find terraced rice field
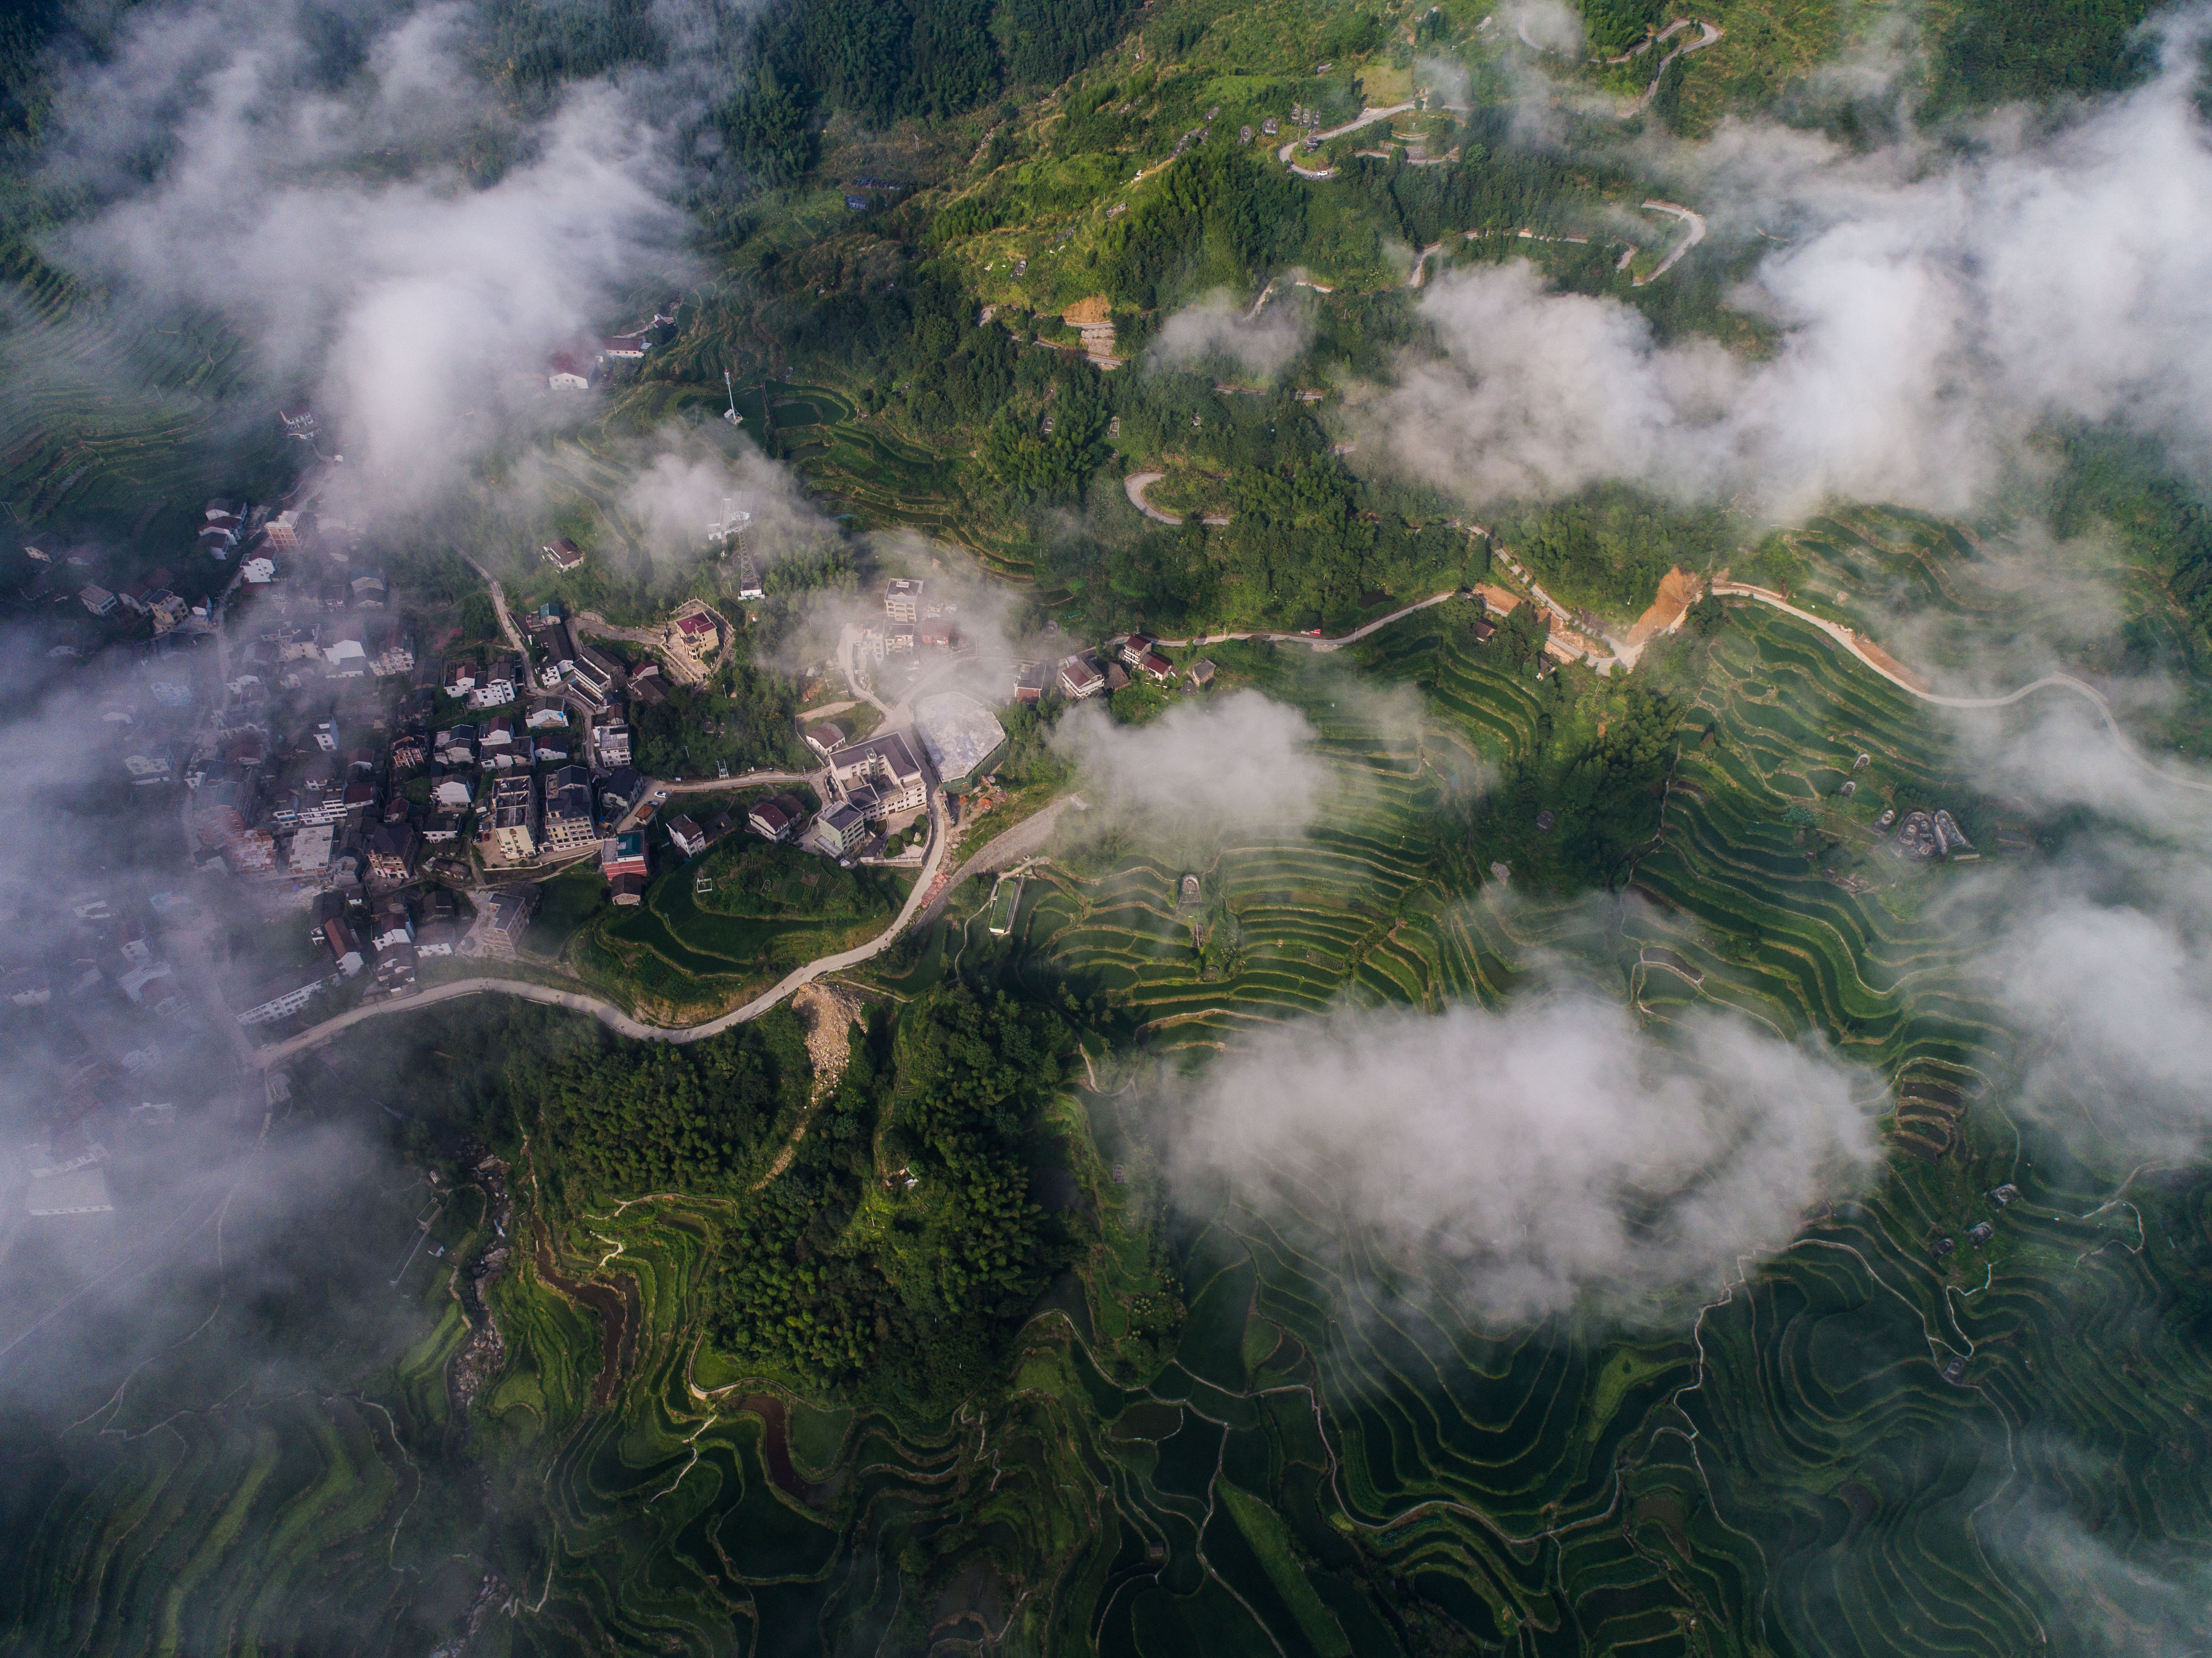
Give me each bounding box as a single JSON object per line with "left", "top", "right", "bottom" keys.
{"left": 7, "top": 601, "right": 2206, "bottom": 1656}
{"left": 0, "top": 278, "right": 295, "bottom": 533}
{"left": 875, "top": 599, "right": 2212, "bottom": 1655}
{"left": 576, "top": 853, "right": 899, "bottom": 1023}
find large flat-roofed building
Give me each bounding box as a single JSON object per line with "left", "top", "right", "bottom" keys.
{"left": 826, "top": 731, "right": 926, "bottom": 819}
{"left": 236, "top": 967, "right": 338, "bottom": 1026}
{"left": 468, "top": 885, "right": 538, "bottom": 958}
{"left": 884, "top": 578, "right": 925, "bottom": 623}
{"left": 913, "top": 692, "right": 1005, "bottom": 791}
{"left": 27, "top": 1164, "right": 114, "bottom": 1216}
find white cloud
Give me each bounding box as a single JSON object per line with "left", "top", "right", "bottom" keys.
{"left": 1175, "top": 990, "right": 1882, "bottom": 1322}
{"left": 1372, "top": 13, "right": 2212, "bottom": 517}
{"left": 1148, "top": 288, "right": 1313, "bottom": 383}
{"left": 43, "top": 0, "right": 694, "bottom": 516}
{"left": 1050, "top": 691, "right": 1336, "bottom": 841}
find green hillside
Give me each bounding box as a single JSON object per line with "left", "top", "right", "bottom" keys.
{"left": 5, "top": 1, "right": 2212, "bottom": 1654}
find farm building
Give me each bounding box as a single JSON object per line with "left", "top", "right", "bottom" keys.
{"left": 749, "top": 793, "right": 806, "bottom": 841}
{"left": 1058, "top": 654, "right": 1105, "bottom": 699}
{"left": 542, "top": 537, "right": 584, "bottom": 571}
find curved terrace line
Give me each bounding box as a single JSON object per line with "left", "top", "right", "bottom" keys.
{"left": 247, "top": 581, "right": 2205, "bottom": 1064}
{"left": 1710, "top": 581, "right": 2212, "bottom": 795}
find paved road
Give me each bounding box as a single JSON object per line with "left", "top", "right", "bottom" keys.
{"left": 1633, "top": 200, "right": 1707, "bottom": 286}
{"left": 462, "top": 556, "right": 530, "bottom": 659}
{"left": 836, "top": 625, "right": 894, "bottom": 715}
{"left": 1124, "top": 471, "right": 1183, "bottom": 525}
{"left": 1710, "top": 581, "right": 2212, "bottom": 795}
{"left": 252, "top": 779, "right": 962, "bottom": 1062}
{"left": 1636, "top": 21, "right": 1723, "bottom": 108}
{"left": 1153, "top": 589, "right": 1458, "bottom": 653}
{"left": 919, "top": 793, "right": 1089, "bottom": 924}
{"left": 1277, "top": 102, "right": 1415, "bottom": 166}
{"left": 652, "top": 769, "right": 814, "bottom": 799}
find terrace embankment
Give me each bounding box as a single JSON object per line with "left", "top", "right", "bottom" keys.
{"left": 532, "top": 1218, "right": 637, "bottom": 1409}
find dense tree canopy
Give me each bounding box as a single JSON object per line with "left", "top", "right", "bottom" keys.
{"left": 534, "top": 1015, "right": 812, "bottom": 1203}
{"left": 1500, "top": 486, "right": 1730, "bottom": 612}
{"left": 708, "top": 988, "right": 1076, "bottom": 1403}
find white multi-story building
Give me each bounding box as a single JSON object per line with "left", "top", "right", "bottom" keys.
{"left": 825, "top": 732, "right": 926, "bottom": 819}
{"left": 885, "top": 579, "right": 924, "bottom": 623}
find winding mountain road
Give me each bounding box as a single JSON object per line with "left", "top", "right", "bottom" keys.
{"left": 1632, "top": 200, "right": 1707, "bottom": 286}
{"left": 1707, "top": 581, "right": 2212, "bottom": 795}
{"left": 238, "top": 574, "right": 2205, "bottom": 1066}
{"left": 253, "top": 788, "right": 958, "bottom": 1065}
{"left": 1153, "top": 589, "right": 1459, "bottom": 652}
{"left": 1636, "top": 20, "right": 1723, "bottom": 107}
{"left": 461, "top": 555, "right": 529, "bottom": 658}
{"left": 1275, "top": 102, "right": 1416, "bottom": 167}
{"left": 1124, "top": 471, "right": 1183, "bottom": 525}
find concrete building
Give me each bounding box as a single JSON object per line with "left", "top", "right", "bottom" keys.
{"left": 601, "top": 830, "right": 649, "bottom": 893}
{"left": 469, "top": 886, "right": 538, "bottom": 958}
{"left": 885, "top": 578, "right": 925, "bottom": 623}
{"left": 322, "top": 916, "right": 366, "bottom": 976}
{"left": 488, "top": 771, "right": 538, "bottom": 861}
{"left": 807, "top": 801, "right": 870, "bottom": 858}
{"left": 541, "top": 764, "right": 599, "bottom": 853}
{"left": 366, "top": 821, "right": 420, "bottom": 882}
{"left": 826, "top": 731, "right": 926, "bottom": 819}
{"left": 238, "top": 972, "right": 336, "bottom": 1025}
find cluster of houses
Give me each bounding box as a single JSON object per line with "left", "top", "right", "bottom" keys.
{"left": 1892, "top": 808, "right": 1976, "bottom": 861}
{"left": 544, "top": 302, "right": 676, "bottom": 392}
{"left": 1043, "top": 631, "right": 1179, "bottom": 702}
{"left": 856, "top": 578, "right": 963, "bottom": 658}
{"left": 0, "top": 890, "right": 216, "bottom": 1219}
{"left": 267, "top": 885, "right": 470, "bottom": 1013}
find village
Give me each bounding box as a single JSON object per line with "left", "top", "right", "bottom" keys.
{"left": 9, "top": 404, "right": 1263, "bottom": 1053}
